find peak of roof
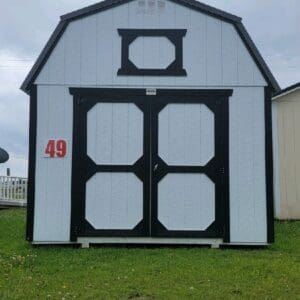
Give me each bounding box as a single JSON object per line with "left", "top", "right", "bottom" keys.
{"left": 21, "top": 0, "right": 280, "bottom": 94}
{"left": 60, "top": 0, "right": 242, "bottom": 23}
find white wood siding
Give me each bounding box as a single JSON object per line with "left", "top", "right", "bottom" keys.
{"left": 229, "top": 87, "right": 266, "bottom": 243}
{"left": 273, "top": 90, "right": 300, "bottom": 220}
{"left": 35, "top": 0, "right": 266, "bottom": 87}
{"left": 34, "top": 85, "right": 267, "bottom": 243}
{"left": 34, "top": 86, "right": 73, "bottom": 242}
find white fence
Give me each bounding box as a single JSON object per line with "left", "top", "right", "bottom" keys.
{"left": 0, "top": 176, "right": 28, "bottom": 206}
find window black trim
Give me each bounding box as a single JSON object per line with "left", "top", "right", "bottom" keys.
{"left": 26, "top": 85, "right": 37, "bottom": 242}
{"left": 117, "top": 29, "right": 187, "bottom": 76}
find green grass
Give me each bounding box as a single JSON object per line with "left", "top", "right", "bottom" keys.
{"left": 0, "top": 209, "right": 299, "bottom": 300}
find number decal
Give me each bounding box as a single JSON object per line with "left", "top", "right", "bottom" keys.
{"left": 45, "top": 140, "right": 56, "bottom": 158}
{"left": 56, "top": 140, "right": 67, "bottom": 157}
{"left": 44, "top": 139, "right": 67, "bottom": 158}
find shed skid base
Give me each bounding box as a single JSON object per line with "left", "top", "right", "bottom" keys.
{"left": 77, "top": 237, "right": 223, "bottom": 245}
{"left": 81, "top": 242, "right": 90, "bottom": 249}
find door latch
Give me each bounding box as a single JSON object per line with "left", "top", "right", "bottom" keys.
{"left": 153, "top": 163, "right": 158, "bottom": 172}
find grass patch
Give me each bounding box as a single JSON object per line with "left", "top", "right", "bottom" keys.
{"left": 0, "top": 208, "right": 299, "bottom": 299}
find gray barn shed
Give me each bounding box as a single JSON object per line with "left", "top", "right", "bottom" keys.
{"left": 21, "top": 0, "right": 279, "bottom": 246}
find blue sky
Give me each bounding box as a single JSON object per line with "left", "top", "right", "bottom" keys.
{"left": 0, "top": 0, "right": 299, "bottom": 177}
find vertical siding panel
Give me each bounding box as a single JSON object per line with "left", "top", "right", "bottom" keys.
{"left": 230, "top": 87, "right": 267, "bottom": 243}
{"left": 272, "top": 101, "right": 281, "bottom": 218}
{"left": 278, "top": 105, "right": 288, "bottom": 217}
{"left": 206, "top": 16, "right": 222, "bottom": 85}
{"left": 64, "top": 21, "right": 81, "bottom": 86}
{"left": 293, "top": 103, "right": 300, "bottom": 218}
{"left": 142, "top": 0, "right": 160, "bottom": 86}
{"left": 112, "top": 4, "right": 129, "bottom": 85}
{"left": 174, "top": 5, "right": 190, "bottom": 86}
{"left": 189, "top": 11, "right": 206, "bottom": 85}
{"left": 127, "top": 0, "right": 145, "bottom": 86}
{"left": 156, "top": 0, "right": 176, "bottom": 86}
{"left": 34, "top": 86, "right": 72, "bottom": 242}
{"left": 97, "top": 10, "right": 114, "bottom": 85}
{"left": 222, "top": 23, "right": 238, "bottom": 85}
{"left": 252, "top": 88, "right": 267, "bottom": 238}
{"left": 80, "top": 15, "right": 97, "bottom": 85}
{"left": 34, "top": 86, "right": 49, "bottom": 241}
{"left": 281, "top": 104, "right": 297, "bottom": 217}
{"left": 48, "top": 36, "right": 65, "bottom": 85}
{"left": 237, "top": 36, "right": 255, "bottom": 85}
{"left": 62, "top": 87, "right": 72, "bottom": 239}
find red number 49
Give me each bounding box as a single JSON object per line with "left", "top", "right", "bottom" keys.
{"left": 45, "top": 139, "right": 67, "bottom": 158}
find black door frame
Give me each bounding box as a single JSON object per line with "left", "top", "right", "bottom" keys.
{"left": 69, "top": 88, "right": 232, "bottom": 242}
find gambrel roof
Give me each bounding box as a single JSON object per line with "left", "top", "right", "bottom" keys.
{"left": 21, "top": 0, "right": 280, "bottom": 93}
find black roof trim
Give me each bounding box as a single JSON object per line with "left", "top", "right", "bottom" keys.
{"left": 61, "top": 0, "right": 241, "bottom": 23}
{"left": 21, "top": 0, "right": 280, "bottom": 94}
{"left": 273, "top": 82, "right": 300, "bottom": 98}
{"left": 235, "top": 23, "right": 280, "bottom": 92}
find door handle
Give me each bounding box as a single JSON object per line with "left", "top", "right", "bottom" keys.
{"left": 153, "top": 163, "right": 158, "bottom": 172}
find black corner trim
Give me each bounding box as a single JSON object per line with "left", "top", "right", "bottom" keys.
{"left": 26, "top": 85, "right": 37, "bottom": 242}
{"left": 265, "top": 86, "right": 274, "bottom": 243}
{"left": 117, "top": 29, "right": 187, "bottom": 77}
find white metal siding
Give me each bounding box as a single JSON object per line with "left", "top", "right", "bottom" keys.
{"left": 35, "top": 0, "right": 266, "bottom": 87}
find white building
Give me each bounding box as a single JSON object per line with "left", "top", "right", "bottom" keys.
{"left": 21, "top": 0, "right": 279, "bottom": 246}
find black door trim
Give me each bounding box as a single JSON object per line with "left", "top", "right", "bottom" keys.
{"left": 70, "top": 89, "right": 151, "bottom": 241}
{"left": 69, "top": 88, "right": 232, "bottom": 242}
{"left": 150, "top": 91, "right": 231, "bottom": 240}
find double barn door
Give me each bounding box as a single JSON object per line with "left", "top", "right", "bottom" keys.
{"left": 70, "top": 89, "right": 231, "bottom": 241}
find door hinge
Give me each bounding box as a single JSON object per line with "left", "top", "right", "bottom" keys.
{"left": 219, "top": 166, "right": 225, "bottom": 174}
